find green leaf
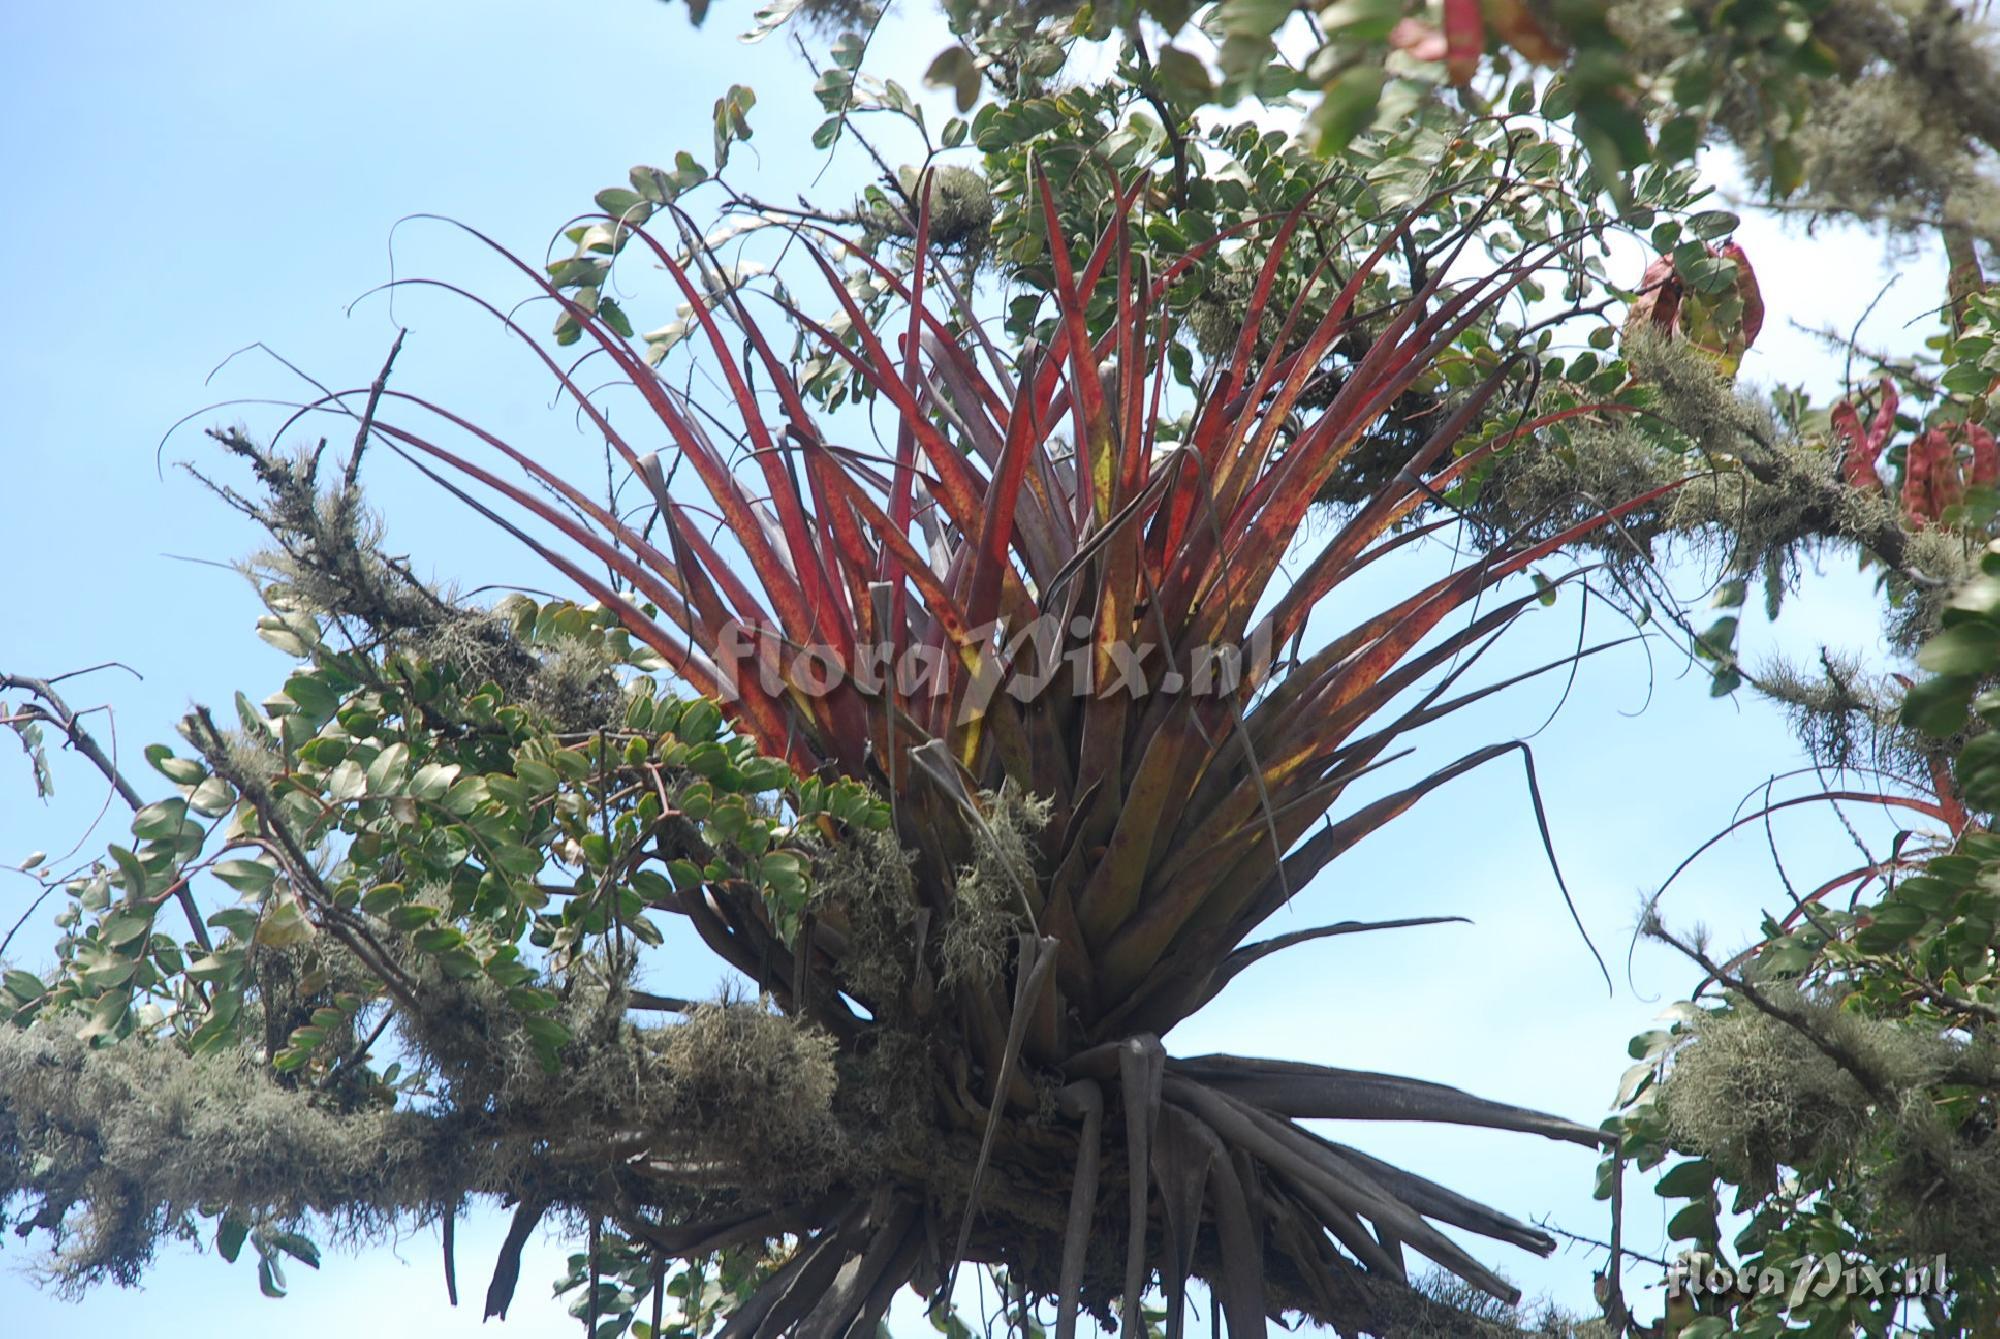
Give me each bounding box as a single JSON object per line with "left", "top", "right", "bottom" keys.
{"left": 132, "top": 797, "right": 189, "bottom": 840}
{"left": 365, "top": 742, "right": 410, "bottom": 795}
{"left": 678, "top": 700, "right": 723, "bottom": 742}
{"left": 211, "top": 859, "right": 276, "bottom": 894}
{"left": 739, "top": 0, "right": 804, "bottom": 43}
{"left": 1309, "top": 67, "right": 1385, "bottom": 156}
{"left": 384, "top": 904, "right": 438, "bottom": 931}
{"left": 1217, "top": 0, "right": 1291, "bottom": 39}
{"left": 411, "top": 926, "right": 466, "bottom": 954}
{"left": 282, "top": 672, "right": 340, "bottom": 721}
{"left": 3, "top": 969, "right": 46, "bottom": 1002}
{"left": 1654, "top": 1159, "right": 1717, "bottom": 1198}
{"left": 599, "top": 297, "right": 635, "bottom": 339}
{"left": 1918, "top": 621, "right": 2000, "bottom": 675}
{"left": 1769, "top": 137, "right": 1804, "bottom": 196}
{"left": 1665, "top": 1200, "right": 1716, "bottom": 1241}
{"left": 1687, "top": 209, "right": 1739, "bottom": 240}
{"left": 107, "top": 844, "right": 152, "bottom": 898}
{"left": 217, "top": 1214, "right": 250, "bottom": 1263}
{"left": 522, "top": 1013, "right": 571, "bottom": 1061}
{"left": 1315, "top": 0, "right": 1402, "bottom": 39}
{"left": 188, "top": 776, "right": 237, "bottom": 817}
{"left": 923, "top": 46, "right": 982, "bottom": 113}
{"left": 270, "top": 1231, "right": 321, "bottom": 1268}
{"left": 147, "top": 746, "right": 207, "bottom": 786}
{"left": 325, "top": 759, "right": 367, "bottom": 802}
{"left": 1902, "top": 673, "right": 1979, "bottom": 736}
{"left": 408, "top": 761, "right": 460, "bottom": 801}
{"left": 712, "top": 84, "right": 757, "bottom": 168}
{"left": 77, "top": 987, "right": 131, "bottom": 1042}
{"left": 255, "top": 896, "right": 316, "bottom": 949}
{"left": 507, "top": 986, "right": 560, "bottom": 1013}
{"left": 101, "top": 909, "right": 155, "bottom": 947}
{"left": 1155, "top": 46, "right": 1213, "bottom": 104}
{"left": 1943, "top": 362, "right": 1992, "bottom": 395}
{"left": 515, "top": 758, "right": 560, "bottom": 794}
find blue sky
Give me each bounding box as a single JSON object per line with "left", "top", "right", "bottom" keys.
{"left": 0, "top": 2, "right": 1945, "bottom": 1334}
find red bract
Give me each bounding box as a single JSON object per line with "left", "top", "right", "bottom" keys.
{"left": 1625, "top": 242, "right": 1762, "bottom": 368}
{"left": 1719, "top": 240, "right": 1764, "bottom": 350}
{"left": 1904, "top": 427, "right": 1964, "bottom": 526}
{"left": 364, "top": 179, "right": 1667, "bottom": 1333}
{"left": 1627, "top": 254, "right": 1682, "bottom": 335}
{"left": 1900, "top": 419, "right": 1998, "bottom": 525}
{"left": 1483, "top": 0, "right": 1567, "bottom": 65}
{"left": 1833, "top": 376, "right": 1898, "bottom": 492}
{"left": 1443, "top": 0, "right": 1484, "bottom": 84}
{"left": 1437, "top": 0, "right": 1566, "bottom": 84}
{"left": 1966, "top": 420, "right": 1999, "bottom": 487}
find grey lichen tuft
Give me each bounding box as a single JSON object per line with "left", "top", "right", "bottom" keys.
{"left": 872, "top": 166, "right": 995, "bottom": 257}
{"left": 194, "top": 429, "right": 623, "bottom": 732}
{"left": 808, "top": 823, "right": 920, "bottom": 1007}
{"left": 1872, "top": 1083, "right": 2000, "bottom": 1269}
{"left": 1383, "top": 1270, "right": 1617, "bottom": 1337}
{"left": 1658, "top": 991, "right": 1944, "bottom": 1188}
{"left": 0, "top": 1028, "right": 458, "bottom": 1295}
{"left": 939, "top": 785, "right": 1050, "bottom": 988}
{"left": 657, "top": 1001, "right": 840, "bottom": 1166}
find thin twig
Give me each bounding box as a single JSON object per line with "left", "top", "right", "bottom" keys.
{"left": 1, "top": 671, "right": 212, "bottom": 953}
{"left": 342, "top": 327, "right": 407, "bottom": 494}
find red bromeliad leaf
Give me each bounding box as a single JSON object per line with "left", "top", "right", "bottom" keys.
{"left": 375, "top": 187, "right": 1650, "bottom": 1027}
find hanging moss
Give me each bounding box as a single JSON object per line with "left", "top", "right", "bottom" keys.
{"left": 1658, "top": 991, "right": 1948, "bottom": 1189}
{"left": 656, "top": 1001, "right": 841, "bottom": 1169}
{"left": 807, "top": 822, "right": 920, "bottom": 1008}
{"left": 938, "top": 785, "right": 1049, "bottom": 988}
{"left": 1872, "top": 1089, "right": 2000, "bottom": 1270}
{"left": 0, "top": 1029, "right": 460, "bottom": 1294}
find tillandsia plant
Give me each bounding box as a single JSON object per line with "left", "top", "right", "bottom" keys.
{"left": 283, "top": 167, "right": 1681, "bottom": 1335}
{"left": 0, "top": 170, "right": 1670, "bottom": 1336}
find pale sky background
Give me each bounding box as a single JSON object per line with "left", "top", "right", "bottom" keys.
{"left": 0, "top": 2, "right": 1950, "bottom": 1335}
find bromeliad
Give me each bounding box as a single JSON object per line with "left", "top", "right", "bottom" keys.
{"left": 363, "top": 173, "right": 1671, "bottom": 1334}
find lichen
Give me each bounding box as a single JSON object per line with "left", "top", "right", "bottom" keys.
{"left": 1658, "top": 991, "right": 1948, "bottom": 1188}
{"left": 808, "top": 822, "right": 920, "bottom": 1007}
{"left": 939, "top": 785, "right": 1049, "bottom": 988}
{"left": 657, "top": 1000, "right": 840, "bottom": 1164}
{"left": 869, "top": 166, "right": 995, "bottom": 257}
